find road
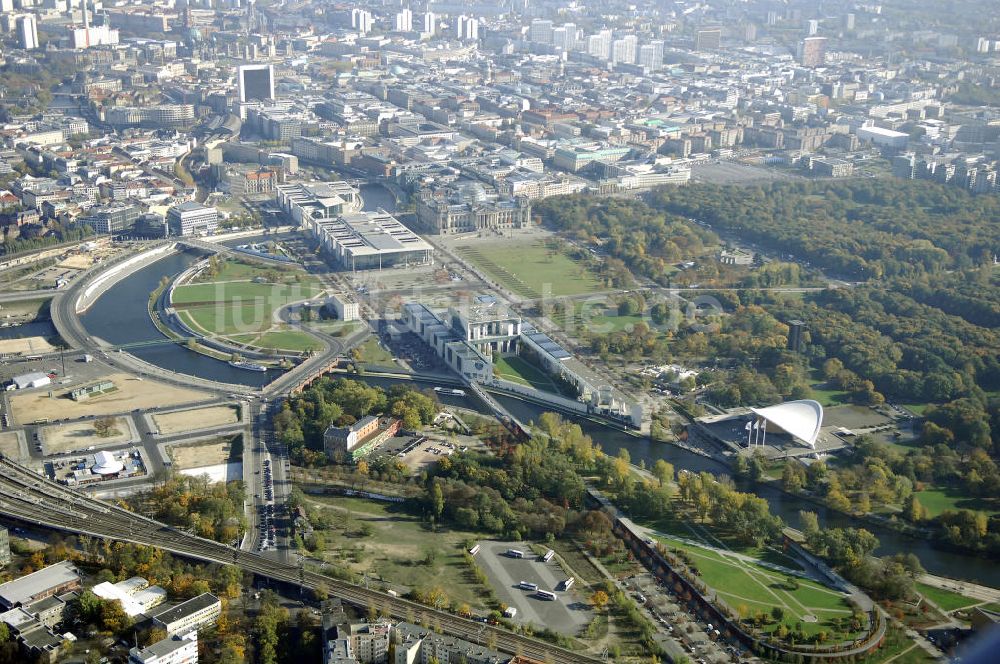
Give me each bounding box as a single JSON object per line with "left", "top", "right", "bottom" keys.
{"left": 0, "top": 456, "right": 599, "bottom": 664}
{"left": 0, "top": 290, "right": 56, "bottom": 304}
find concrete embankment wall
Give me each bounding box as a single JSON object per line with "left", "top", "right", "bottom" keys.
{"left": 77, "top": 243, "right": 177, "bottom": 314}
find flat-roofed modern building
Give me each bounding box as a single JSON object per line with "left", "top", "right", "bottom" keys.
{"left": 327, "top": 293, "right": 360, "bottom": 322}
{"left": 92, "top": 576, "right": 167, "bottom": 617}
{"left": 552, "top": 143, "right": 631, "bottom": 172}
{"left": 129, "top": 631, "right": 198, "bottom": 664}
{"left": 0, "top": 561, "right": 81, "bottom": 610}
{"left": 308, "top": 211, "right": 433, "bottom": 271}
{"left": 167, "top": 201, "right": 218, "bottom": 237}
{"left": 237, "top": 63, "right": 275, "bottom": 103}
{"left": 275, "top": 181, "right": 362, "bottom": 226}
{"left": 150, "top": 593, "right": 221, "bottom": 636}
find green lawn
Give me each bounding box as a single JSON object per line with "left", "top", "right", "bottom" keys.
{"left": 184, "top": 303, "right": 272, "bottom": 335}
{"left": 196, "top": 259, "right": 297, "bottom": 283}
{"left": 303, "top": 495, "right": 491, "bottom": 611}
{"left": 354, "top": 337, "right": 395, "bottom": 365}
{"left": 493, "top": 355, "right": 556, "bottom": 388}
{"left": 457, "top": 241, "right": 603, "bottom": 298}
{"left": 254, "top": 329, "right": 324, "bottom": 352}
{"left": 915, "top": 582, "right": 980, "bottom": 613}
{"left": 311, "top": 320, "right": 363, "bottom": 336}
{"left": 172, "top": 279, "right": 322, "bottom": 337}
{"left": 809, "top": 385, "right": 850, "bottom": 407}
{"left": 654, "top": 533, "right": 857, "bottom": 637}
{"left": 915, "top": 488, "right": 1000, "bottom": 518}
{"left": 173, "top": 281, "right": 321, "bottom": 306}
{"left": 553, "top": 300, "right": 645, "bottom": 336}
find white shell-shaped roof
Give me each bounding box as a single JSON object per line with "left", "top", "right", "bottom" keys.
{"left": 92, "top": 451, "right": 125, "bottom": 475}
{"left": 750, "top": 399, "right": 824, "bottom": 448}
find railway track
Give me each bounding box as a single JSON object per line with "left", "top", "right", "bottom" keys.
{"left": 0, "top": 458, "right": 600, "bottom": 664}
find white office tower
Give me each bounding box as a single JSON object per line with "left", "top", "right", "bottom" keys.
{"left": 422, "top": 11, "right": 435, "bottom": 36}
{"left": 807, "top": 19, "right": 819, "bottom": 36}
{"left": 587, "top": 29, "right": 612, "bottom": 59}
{"left": 611, "top": 34, "right": 637, "bottom": 65}
{"left": 529, "top": 18, "right": 553, "bottom": 44}
{"left": 552, "top": 23, "right": 576, "bottom": 50}
{"left": 16, "top": 13, "right": 38, "bottom": 50}
{"left": 351, "top": 8, "right": 373, "bottom": 35}
{"left": 237, "top": 63, "right": 275, "bottom": 103}
{"left": 639, "top": 39, "right": 664, "bottom": 70}
{"left": 394, "top": 7, "right": 412, "bottom": 32}
{"left": 456, "top": 15, "right": 478, "bottom": 41}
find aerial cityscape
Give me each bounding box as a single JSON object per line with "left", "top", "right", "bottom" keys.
{"left": 0, "top": 0, "right": 996, "bottom": 662}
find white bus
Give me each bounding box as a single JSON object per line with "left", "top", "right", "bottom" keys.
{"left": 561, "top": 577, "right": 575, "bottom": 590}
{"left": 469, "top": 544, "right": 481, "bottom": 556}
{"left": 518, "top": 581, "right": 538, "bottom": 591}
{"left": 505, "top": 549, "right": 524, "bottom": 559}
{"left": 535, "top": 590, "right": 557, "bottom": 601}
{"left": 541, "top": 549, "right": 555, "bottom": 563}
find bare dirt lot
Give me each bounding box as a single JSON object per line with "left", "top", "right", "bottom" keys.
{"left": 58, "top": 254, "right": 96, "bottom": 269}
{"left": 168, "top": 438, "right": 235, "bottom": 470}
{"left": 0, "top": 431, "right": 24, "bottom": 460}
{"left": 10, "top": 373, "right": 208, "bottom": 422}
{"left": 41, "top": 417, "right": 132, "bottom": 454}
{"left": 153, "top": 405, "right": 240, "bottom": 435}
{"left": 0, "top": 336, "right": 57, "bottom": 355}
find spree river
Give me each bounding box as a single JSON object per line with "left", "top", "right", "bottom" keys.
{"left": 79, "top": 184, "right": 397, "bottom": 387}
{"left": 69, "top": 184, "right": 1000, "bottom": 586}
{"left": 346, "top": 380, "right": 1000, "bottom": 587}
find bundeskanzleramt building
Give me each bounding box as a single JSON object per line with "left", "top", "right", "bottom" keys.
{"left": 448, "top": 295, "right": 521, "bottom": 358}
{"left": 402, "top": 303, "right": 493, "bottom": 383}
{"left": 167, "top": 201, "right": 218, "bottom": 237}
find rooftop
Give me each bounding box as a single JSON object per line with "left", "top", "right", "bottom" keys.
{"left": 0, "top": 561, "right": 79, "bottom": 608}
{"left": 150, "top": 592, "right": 219, "bottom": 627}
{"left": 317, "top": 211, "right": 433, "bottom": 257}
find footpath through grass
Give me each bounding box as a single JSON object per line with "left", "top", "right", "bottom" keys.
{"left": 654, "top": 533, "right": 856, "bottom": 637}
{"left": 171, "top": 275, "right": 323, "bottom": 349}
{"left": 914, "top": 582, "right": 980, "bottom": 613}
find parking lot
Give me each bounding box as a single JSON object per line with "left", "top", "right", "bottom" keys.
{"left": 474, "top": 540, "right": 592, "bottom": 635}
{"left": 381, "top": 329, "right": 444, "bottom": 372}
{"left": 627, "top": 572, "right": 748, "bottom": 664}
